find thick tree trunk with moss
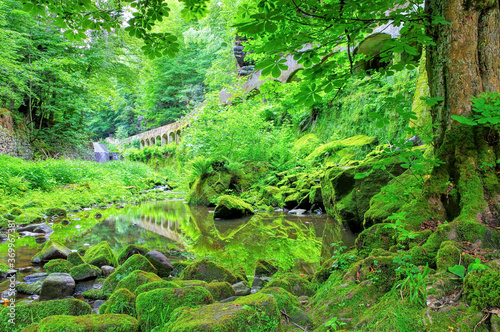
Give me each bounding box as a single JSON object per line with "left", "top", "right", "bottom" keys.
{"left": 419, "top": 0, "right": 500, "bottom": 225}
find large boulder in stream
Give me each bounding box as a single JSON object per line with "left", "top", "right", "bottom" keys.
{"left": 214, "top": 195, "right": 254, "bottom": 219}
{"left": 164, "top": 293, "right": 281, "bottom": 332}
{"left": 70, "top": 263, "right": 102, "bottom": 281}
{"left": 39, "top": 273, "right": 75, "bottom": 301}
{"left": 35, "top": 314, "right": 139, "bottom": 332}
{"left": 145, "top": 250, "right": 173, "bottom": 277}
{"left": 117, "top": 244, "right": 149, "bottom": 264}
{"left": 31, "top": 240, "right": 71, "bottom": 264}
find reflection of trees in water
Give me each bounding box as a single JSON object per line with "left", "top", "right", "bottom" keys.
{"left": 320, "top": 217, "right": 342, "bottom": 263}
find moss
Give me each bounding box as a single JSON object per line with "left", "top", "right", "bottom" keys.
{"left": 45, "top": 207, "right": 67, "bottom": 217}
{"left": 262, "top": 287, "right": 312, "bottom": 329}
{"left": 214, "top": 195, "right": 254, "bottom": 219}
{"left": 164, "top": 292, "right": 280, "bottom": 332}
{"left": 31, "top": 240, "right": 71, "bottom": 264}
{"left": 464, "top": 269, "right": 500, "bottom": 309}
{"left": 264, "top": 274, "right": 314, "bottom": 297}
{"left": 101, "top": 254, "right": 157, "bottom": 296}
{"left": 22, "top": 200, "right": 42, "bottom": 209}
{"left": 43, "top": 259, "right": 73, "bottom": 274}
{"left": 186, "top": 172, "right": 234, "bottom": 206}
{"left": 36, "top": 314, "right": 139, "bottom": 332}
{"left": 66, "top": 252, "right": 85, "bottom": 266}
{"left": 292, "top": 133, "right": 321, "bottom": 156}
{"left": 70, "top": 263, "right": 102, "bottom": 281}
{"left": 81, "top": 288, "right": 107, "bottom": 300}
{"left": 181, "top": 258, "right": 238, "bottom": 284}
{"left": 19, "top": 324, "right": 38, "bottom": 332}
{"left": 259, "top": 186, "right": 283, "bottom": 207}
{"left": 0, "top": 261, "right": 10, "bottom": 274}
{"left": 254, "top": 259, "right": 278, "bottom": 277}
{"left": 117, "top": 244, "right": 149, "bottom": 265}
{"left": 173, "top": 280, "right": 208, "bottom": 287}
{"left": 204, "top": 282, "right": 235, "bottom": 301}
{"left": 0, "top": 298, "right": 91, "bottom": 332}
{"left": 355, "top": 223, "right": 397, "bottom": 258}
{"left": 9, "top": 207, "right": 23, "bottom": 216}
{"left": 99, "top": 288, "right": 136, "bottom": 317}
{"left": 84, "top": 241, "right": 117, "bottom": 267}
{"left": 171, "top": 261, "right": 190, "bottom": 277}
{"left": 232, "top": 264, "right": 248, "bottom": 282}
{"left": 14, "top": 213, "right": 43, "bottom": 225}
{"left": 114, "top": 270, "right": 162, "bottom": 294}
{"left": 435, "top": 241, "right": 462, "bottom": 272}
{"left": 16, "top": 280, "right": 43, "bottom": 295}
{"left": 134, "top": 280, "right": 179, "bottom": 295}
{"left": 136, "top": 286, "right": 214, "bottom": 331}
{"left": 307, "top": 135, "right": 377, "bottom": 164}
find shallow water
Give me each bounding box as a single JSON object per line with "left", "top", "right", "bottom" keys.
{"left": 1, "top": 199, "right": 356, "bottom": 299}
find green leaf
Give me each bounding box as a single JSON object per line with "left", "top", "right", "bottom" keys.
{"left": 451, "top": 115, "right": 477, "bottom": 126}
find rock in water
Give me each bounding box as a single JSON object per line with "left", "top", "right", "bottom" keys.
{"left": 213, "top": 195, "right": 254, "bottom": 219}
{"left": 40, "top": 273, "right": 75, "bottom": 301}
{"left": 145, "top": 250, "right": 173, "bottom": 277}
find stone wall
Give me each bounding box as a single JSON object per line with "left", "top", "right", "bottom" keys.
{"left": 0, "top": 127, "right": 32, "bottom": 160}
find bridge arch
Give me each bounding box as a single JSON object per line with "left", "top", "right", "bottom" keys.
{"left": 168, "top": 132, "right": 175, "bottom": 144}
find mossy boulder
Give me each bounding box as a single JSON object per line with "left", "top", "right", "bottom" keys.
{"left": 186, "top": 172, "right": 235, "bottom": 206}
{"left": 81, "top": 288, "right": 107, "bottom": 300}
{"left": 14, "top": 213, "right": 43, "bottom": 225}
{"left": 22, "top": 200, "right": 41, "bottom": 209}
{"left": 0, "top": 298, "right": 91, "bottom": 332}
{"left": 70, "top": 263, "right": 102, "bottom": 281}
{"left": 36, "top": 314, "right": 139, "bottom": 332}
{"left": 135, "top": 280, "right": 179, "bottom": 295}
{"left": 16, "top": 280, "right": 44, "bottom": 295}
{"left": 173, "top": 280, "right": 208, "bottom": 287}
{"left": 101, "top": 254, "right": 157, "bottom": 296}
{"left": 464, "top": 268, "right": 500, "bottom": 309}
{"left": 292, "top": 133, "right": 321, "bottom": 156}
{"left": 31, "top": 240, "right": 72, "bottom": 264}
{"left": 181, "top": 259, "right": 238, "bottom": 284}
{"left": 67, "top": 252, "right": 85, "bottom": 266}
{"left": 262, "top": 287, "right": 312, "bottom": 329}
{"left": 171, "top": 261, "right": 190, "bottom": 277}
{"left": 264, "top": 274, "right": 314, "bottom": 296}
{"left": 321, "top": 155, "right": 403, "bottom": 232}
{"left": 164, "top": 292, "right": 281, "bottom": 332}
{"left": 355, "top": 223, "right": 397, "bottom": 258}
{"left": 43, "top": 259, "right": 73, "bottom": 274}
{"left": 99, "top": 288, "right": 136, "bottom": 317}
{"left": 204, "top": 282, "right": 235, "bottom": 301}
{"left": 117, "top": 244, "right": 149, "bottom": 264}
{"left": 254, "top": 259, "right": 278, "bottom": 277}
{"left": 435, "top": 241, "right": 462, "bottom": 272}
{"left": 214, "top": 195, "right": 254, "bottom": 219}
{"left": 45, "top": 207, "right": 67, "bottom": 217}
{"left": 307, "top": 135, "right": 377, "bottom": 164}
{"left": 0, "top": 261, "right": 9, "bottom": 274}
{"left": 84, "top": 241, "right": 117, "bottom": 267}
{"left": 136, "top": 286, "right": 214, "bottom": 331}
{"left": 9, "top": 207, "right": 23, "bottom": 216}
{"left": 114, "top": 270, "right": 162, "bottom": 294}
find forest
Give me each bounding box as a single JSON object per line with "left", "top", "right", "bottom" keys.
{"left": 0, "top": 0, "right": 499, "bottom": 331}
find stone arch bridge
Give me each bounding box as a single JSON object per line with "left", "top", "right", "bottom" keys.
{"left": 119, "top": 121, "right": 187, "bottom": 149}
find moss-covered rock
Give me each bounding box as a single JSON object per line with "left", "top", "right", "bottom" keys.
{"left": 0, "top": 261, "right": 9, "bottom": 274}
{"left": 355, "top": 223, "right": 397, "bottom": 258}
{"left": 180, "top": 259, "right": 238, "bottom": 284}
{"left": 171, "top": 261, "right": 190, "bottom": 277}
{"left": 163, "top": 292, "right": 281, "bottom": 332}
{"left": 114, "top": 270, "right": 162, "bottom": 294}
{"left": 264, "top": 274, "right": 314, "bottom": 296}
{"left": 43, "top": 259, "right": 73, "bottom": 274}
{"left": 254, "top": 259, "right": 278, "bottom": 277}
{"left": 9, "top": 207, "right": 23, "bottom": 216}
{"left": 70, "top": 263, "right": 102, "bottom": 281}
{"left": 99, "top": 288, "right": 136, "bottom": 317}
{"left": 214, "top": 195, "right": 254, "bottom": 219}
{"left": 66, "top": 252, "right": 85, "bottom": 266}
{"left": 16, "top": 280, "right": 43, "bottom": 295}
{"left": 84, "top": 241, "right": 117, "bottom": 267}
{"left": 186, "top": 171, "right": 235, "bottom": 206}
{"left": 145, "top": 250, "right": 173, "bottom": 277}
{"left": 307, "top": 135, "right": 377, "bottom": 164}
{"left": 117, "top": 244, "right": 149, "bottom": 265}
{"left": 435, "top": 241, "right": 462, "bottom": 272}
{"left": 136, "top": 286, "right": 214, "bottom": 331}
{"left": 39, "top": 273, "right": 75, "bottom": 301}
{"left": 0, "top": 298, "right": 91, "bottom": 332}
{"left": 262, "top": 287, "right": 312, "bottom": 329}
{"left": 31, "top": 240, "right": 72, "bottom": 264}
{"left": 464, "top": 268, "right": 500, "bottom": 309}
{"left": 81, "top": 288, "right": 107, "bottom": 300}
{"left": 36, "top": 314, "right": 139, "bottom": 332}
{"left": 204, "top": 282, "right": 235, "bottom": 301}
{"left": 14, "top": 213, "right": 43, "bottom": 225}
{"left": 292, "top": 133, "right": 322, "bottom": 157}
{"left": 101, "top": 254, "right": 157, "bottom": 296}
{"left": 173, "top": 280, "right": 208, "bottom": 287}
{"left": 134, "top": 280, "right": 179, "bottom": 295}
{"left": 45, "top": 207, "right": 67, "bottom": 217}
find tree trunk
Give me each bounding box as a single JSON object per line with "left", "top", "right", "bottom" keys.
{"left": 417, "top": 0, "right": 500, "bottom": 226}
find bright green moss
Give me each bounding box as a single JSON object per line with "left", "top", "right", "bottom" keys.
{"left": 204, "top": 282, "right": 235, "bottom": 301}
{"left": 114, "top": 270, "right": 162, "bottom": 294}
{"left": 464, "top": 269, "right": 500, "bottom": 309}
{"left": 136, "top": 286, "right": 214, "bottom": 331}
{"left": 101, "top": 254, "right": 157, "bottom": 296}
{"left": 66, "top": 252, "right": 85, "bottom": 266}
{"left": 99, "top": 288, "right": 136, "bottom": 317}
{"left": 117, "top": 244, "right": 149, "bottom": 265}
{"left": 36, "top": 314, "right": 139, "bottom": 332}
{"left": 180, "top": 258, "right": 238, "bottom": 284}
{"left": 70, "top": 263, "right": 102, "bottom": 281}
{"left": 84, "top": 241, "right": 117, "bottom": 267}
{"left": 44, "top": 208, "right": 67, "bottom": 217}
{"left": 0, "top": 298, "right": 91, "bottom": 332}
{"left": 262, "top": 287, "right": 312, "bottom": 329}
{"left": 264, "top": 274, "right": 314, "bottom": 296}
{"left": 0, "top": 261, "right": 10, "bottom": 274}
{"left": 214, "top": 195, "right": 254, "bottom": 219}
{"left": 356, "top": 223, "right": 397, "bottom": 258}
{"left": 43, "top": 259, "right": 73, "bottom": 274}
{"left": 14, "top": 213, "right": 43, "bottom": 225}
{"left": 31, "top": 240, "right": 71, "bottom": 264}
{"left": 173, "top": 280, "right": 208, "bottom": 287}
{"left": 292, "top": 133, "right": 321, "bottom": 156}
{"left": 134, "top": 280, "right": 179, "bottom": 295}
{"left": 254, "top": 259, "right": 278, "bottom": 277}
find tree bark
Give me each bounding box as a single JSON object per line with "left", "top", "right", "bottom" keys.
{"left": 419, "top": 0, "right": 500, "bottom": 225}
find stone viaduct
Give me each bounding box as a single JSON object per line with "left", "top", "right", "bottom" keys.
{"left": 120, "top": 121, "right": 187, "bottom": 149}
